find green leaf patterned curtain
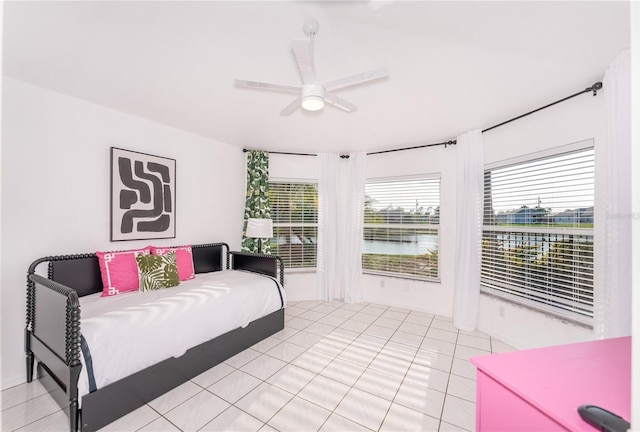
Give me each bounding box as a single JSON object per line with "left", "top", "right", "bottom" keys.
{"left": 242, "top": 151, "right": 272, "bottom": 254}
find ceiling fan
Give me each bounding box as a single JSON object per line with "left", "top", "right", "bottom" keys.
{"left": 235, "top": 19, "right": 389, "bottom": 115}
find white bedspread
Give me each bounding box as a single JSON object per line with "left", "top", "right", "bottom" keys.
{"left": 78, "top": 270, "right": 285, "bottom": 397}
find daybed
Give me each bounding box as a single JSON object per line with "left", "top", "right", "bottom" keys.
{"left": 25, "top": 242, "right": 285, "bottom": 432}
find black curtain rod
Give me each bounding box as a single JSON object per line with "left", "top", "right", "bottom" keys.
{"left": 243, "top": 81, "right": 603, "bottom": 158}
{"left": 366, "top": 140, "right": 457, "bottom": 156}
{"left": 242, "top": 149, "right": 316, "bottom": 157}
{"left": 242, "top": 141, "right": 455, "bottom": 158}
{"left": 481, "top": 81, "right": 602, "bottom": 134}
{"left": 365, "top": 81, "right": 603, "bottom": 156}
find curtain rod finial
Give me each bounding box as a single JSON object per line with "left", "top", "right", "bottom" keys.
{"left": 591, "top": 81, "right": 603, "bottom": 96}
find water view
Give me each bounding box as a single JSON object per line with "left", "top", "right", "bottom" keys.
{"left": 363, "top": 234, "right": 438, "bottom": 255}
{"left": 362, "top": 232, "right": 592, "bottom": 256}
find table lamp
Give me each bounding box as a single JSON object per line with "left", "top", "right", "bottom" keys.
{"left": 245, "top": 218, "right": 273, "bottom": 254}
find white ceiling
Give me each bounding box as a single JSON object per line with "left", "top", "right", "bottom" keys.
{"left": 3, "top": 1, "right": 630, "bottom": 154}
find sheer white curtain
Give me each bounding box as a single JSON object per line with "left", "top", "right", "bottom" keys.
{"left": 317, "top": 153, "right": 342, "bottom": 301}
{"left": 343, "top": 152, "right": 366, "bottom": 303}
{"left": 453, "top": 129, "right": 484, "bottom": 331}
{"left": 597, "top": 49, "right": 632, "bottom": 338}
{"left": 317, "top": 152, "right": 366, "bottom": 302}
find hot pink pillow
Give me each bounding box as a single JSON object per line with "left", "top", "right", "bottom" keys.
{"left": 150, "top": 245, "right": 195, "bottom": 281}
{"left": 96, "top": 247, "right": 151, "bottom": 297}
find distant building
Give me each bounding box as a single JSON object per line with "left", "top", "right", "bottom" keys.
{"left": 493, "top": 206, "right": 594, "bottom": 225}
{"left": 495, "top": 206, "right": 549, "bottom": 225}
{"left": 552, "top": 206, "right": 594, "bottom": 224}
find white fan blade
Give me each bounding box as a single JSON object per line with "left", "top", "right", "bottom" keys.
{"left": 280, "top": 97, "right": 301, "bottom": 115}
{"left": 235, "top": 79, "right": 300, "bottom": 94}
{"left": 291, "top": 39, "right": 317, "bottom": 84}
{"left": 324, "top": 67, "right": 389, "bottom": 92}
{"left": 324, "top": 92, "right": 358, "bottom": 113}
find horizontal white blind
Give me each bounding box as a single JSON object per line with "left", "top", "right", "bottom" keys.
{"left": 268, "top": 182, "right": 318, "bottom": 268}
{"left": 363, "top": 177, "right": 440, "bottom": 279}
{"left": 481, "top": 148, "right": 594, "bottom": 323}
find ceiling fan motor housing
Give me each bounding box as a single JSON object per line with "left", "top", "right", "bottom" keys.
{"left": 303, "top": 19, "right": 319, "bottom": 37}
{"left": 301, "top": 83, "right": 325, "bottom": 111}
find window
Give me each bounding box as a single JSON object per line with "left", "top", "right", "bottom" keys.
{"left": 481, "top": 146, "right": 594, "bottom": 325}
{"left": 363, "top": 177, "right": 440, "bottom": 280}
{"left": 268, "top": 182, "right": 318, "bottom": 269}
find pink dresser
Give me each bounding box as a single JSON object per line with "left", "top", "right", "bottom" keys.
{"left": 471, "top": 336, "right": 631, "bottom": 431}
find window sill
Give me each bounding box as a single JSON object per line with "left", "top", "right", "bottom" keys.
{"left": 480, "top": 290, "right": 594, "bottom": 330}
{"left": 363, "top": 271, "right": 440, "bottom": 283}
{"left": 284, "top": 268, "right": 317, "bottom": 274}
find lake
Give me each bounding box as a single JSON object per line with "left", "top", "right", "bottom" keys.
{"left": 362, "top": 232, "right": 592, "bottom": 256}
{"left": 363, "top": 234, "right": 439, "bottom": 255}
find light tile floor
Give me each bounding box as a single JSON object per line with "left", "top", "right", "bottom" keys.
{"left": 2, "top": 300, "right": 517, "bottom": 431}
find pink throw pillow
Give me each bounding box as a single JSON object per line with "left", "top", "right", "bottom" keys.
{"left": 96, "top": 248, "right": 151, "bottom": 297}
{"left": 150, "top": 245, "right": 195, "bottom": 281}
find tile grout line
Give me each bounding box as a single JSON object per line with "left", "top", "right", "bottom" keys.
{"left": 374, "top": 308, "right": 429, "bottom": 431}
{"left": 265, "top": 300, "right": 476, "bottom": 430}
{"left": 256, "top": 301, "right": 395, "bottom": 431}
{"left": 291, "top": 301, "right": 389, "bottom": 432}
{"left": 437, "top": 324, "right": 460, "bottom": 432}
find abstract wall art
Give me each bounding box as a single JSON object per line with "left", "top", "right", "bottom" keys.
{"left": 111, "top": 147, "right": 176, "bottom": 241}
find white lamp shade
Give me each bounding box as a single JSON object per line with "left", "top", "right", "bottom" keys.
{"left": 245, "top": 218, "right": 273, "bottom": 238}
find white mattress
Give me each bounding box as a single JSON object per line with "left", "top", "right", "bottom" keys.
{"left": 77, "top": 270, "right": 285, "bottom": 397}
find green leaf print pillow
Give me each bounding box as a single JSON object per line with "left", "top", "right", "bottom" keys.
{"left": 136, "top": 250, "right": 180, "bottom": 291}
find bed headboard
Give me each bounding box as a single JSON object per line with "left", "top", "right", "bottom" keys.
{"left": 49, "top": 255, "right": 103, "bottom": 298}
{"left": 229, "top": 251, "right": 283, "bottom": 286}
{"left": 192, "top": 243, "right": 228, "bottom": 274}
{"left": 30, "top": 243, "right": 230, "bottom": 298}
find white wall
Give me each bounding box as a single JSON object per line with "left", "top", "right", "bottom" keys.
{"left": 283, "top": 273, "right": 317, "bottom": 301}
{"left": 1, "top": 78, "right": 246, "bottom": 389}
{"left": 270, "top": 153, "right": 318, "bottom": 182}
{"left": 479, "top": 89, "right": 605, "bottom": 349}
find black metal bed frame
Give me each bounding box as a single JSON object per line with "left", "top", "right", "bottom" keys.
{"left": 25, "top": 243, "right": 284, "bottom": 432}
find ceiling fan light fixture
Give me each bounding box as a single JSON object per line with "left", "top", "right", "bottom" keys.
{"left": 301, "top": 95, "right": 325, "bottom": 111}
{"left": 301, "top": 83, "right": 325, "bottom": 111}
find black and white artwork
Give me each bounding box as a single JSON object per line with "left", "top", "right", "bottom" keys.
{"left": 111, "top": 147, "right": 176, "bottom": 241}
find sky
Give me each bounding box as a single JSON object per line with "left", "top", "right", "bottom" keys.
{"left": 487, "top": 148, "right": 594, "bottom": 214}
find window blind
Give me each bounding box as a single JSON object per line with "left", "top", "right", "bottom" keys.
{"left": 481, "top": 147, "right": 594, "bottom": 324}
{"left": 363, "top": 177, "right": 440, "bottom": 279}
{"left": 268, "top": 182, "right": 318, "bottom": 269}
